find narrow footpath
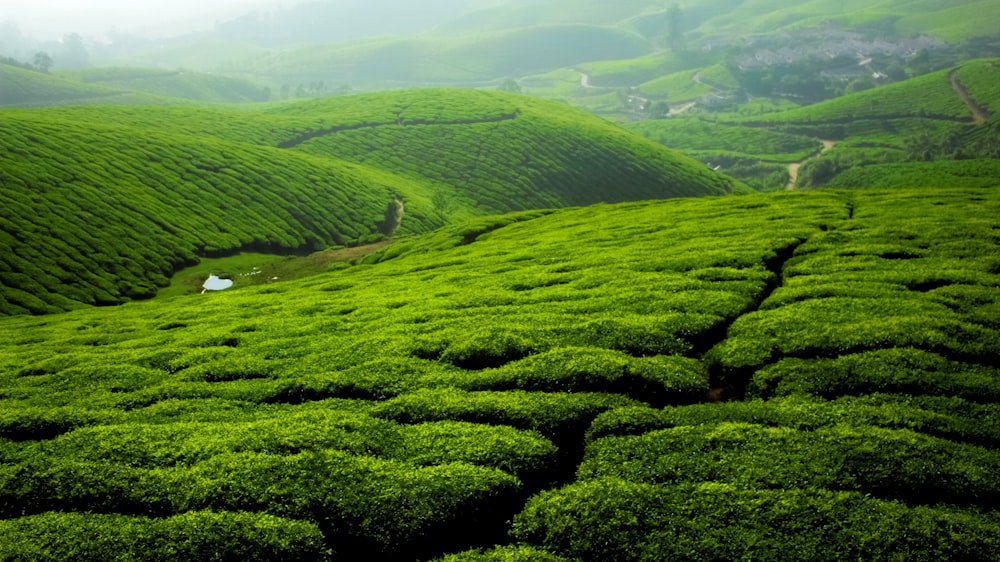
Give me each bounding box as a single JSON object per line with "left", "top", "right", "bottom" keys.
{"left": 787, "top": 140, "right": 836, "bottom": 190}
{"left": 949, "top": 68, "right": 991, "bottom": 125}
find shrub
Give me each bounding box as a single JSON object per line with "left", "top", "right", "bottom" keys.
{"left": 579, "top": 423, "right": 1000, "bottom": 508}
{"left": 512, "top": 478, "right": 1000, "bottom": 561}
{"left": 586, "top": 394, "right": 1000, "bottom": 448}
{"left": 0, "top": 510, "right": 328, "bottom": 561}
{"left": 463, "top": 347, "right": 708, "bottom": 406}
{"left": 371, "top": 388, "right": 641, "bottom": 441}
{"left": 749, "top": 348, "right": 1000, "bottom": 401}
{"left": 435, "top": 545, "right": 569, "bottom": 561}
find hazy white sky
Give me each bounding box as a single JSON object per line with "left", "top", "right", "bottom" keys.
{"left": 1, "top": 0, "right": 286, "bottom": 40}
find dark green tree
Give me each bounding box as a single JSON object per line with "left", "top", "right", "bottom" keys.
{"left": 907, "top": 49, "right": 932, "bottom": 76}
{"left": 665, "top": 4, "right": 683, "bottom": 51}
{"left": 378, "top": 198, "right": 405, "bottom": 236}
{"left": 32, "top": 51, "right": 53, "bottom": 73}
{"left": 647, "top": 100, "right": 671, "bottom": 118}
{"left": 59, "top": 33, "right": 90, "bottom": 69}
{"left": 498, "top": 79, "right": 522, "bottom": 94}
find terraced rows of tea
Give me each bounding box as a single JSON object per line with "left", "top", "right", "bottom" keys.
{"left": 0, "top": 88, "right": 739, "bottom": 315}
{"left": 1, "top": 187, "right": 998, "bottom": 560}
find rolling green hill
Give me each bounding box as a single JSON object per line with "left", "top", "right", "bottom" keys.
{"left": 716, "top": 59, "right": 1000, "bottom": 189}
{"left": 59, "top": 67, "right": 272, "bottom": 104}
{"left": 0, "top": 64, "right": 169, "bottom": 107}
{"left": 613, "top": 59, "right": 1000, "bottom": 191}
{"left": 246, "top": 24, "right": 652, "bottom": 86}
{"left": 435, "top": 0, "right": 998, "bottom": 43}
{"left": 0, "top": 88, "right": 740, "bottom": 316}
{"left": 0, "top": 64, "right": 271, "bottom": 107}
{"left": 0, "top": 186, "right": 997, "bottom": 560}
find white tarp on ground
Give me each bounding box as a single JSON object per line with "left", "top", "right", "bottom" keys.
{"left": 202, "top": 275, "right": 234, "bottom": 292}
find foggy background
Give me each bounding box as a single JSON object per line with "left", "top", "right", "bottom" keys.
{"left": 1, "top": 0, "right": 283, "bottom": 40}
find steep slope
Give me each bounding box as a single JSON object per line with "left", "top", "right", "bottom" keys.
{"left": 0, "top": 187, "right": 997, "bottom": 560}
{"left": 0, "top": 89, "right": 740, "bottom": 315}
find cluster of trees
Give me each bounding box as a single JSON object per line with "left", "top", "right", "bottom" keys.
{"left": 4, "top": 33, "right": 90, "bottom": 72}
{"left": 279, "top": 81, "right": 352, "bottom": 99}
{"left": 1, "top": 53, "right": 52, "bottom": 73}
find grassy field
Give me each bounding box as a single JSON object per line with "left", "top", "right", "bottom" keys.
{"left": 0, "top": 186, "right": 997, "bottom": 560}
{"left": 0, "top": 88, "right": 741, "bottom": 315}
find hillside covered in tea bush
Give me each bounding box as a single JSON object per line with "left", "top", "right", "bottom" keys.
{"left": 0, "top": 186, "right": 998, "bottom": 560}
{"left": 0, "top": 63, "right": 270, "bottom": 107}
{"left": 0, "top": 88, "right": 739, "bottom": 316}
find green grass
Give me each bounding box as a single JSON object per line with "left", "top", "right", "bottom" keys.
{"left": 1, "top": 186, "right": 998, "bottom": 558}
{"left": 157, "top": 253, "right": 294, "bottom": 299}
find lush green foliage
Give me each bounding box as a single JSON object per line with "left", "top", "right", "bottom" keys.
{"left": 0, "top": 64, "right": 169, "bottom": 107}
{"left": 712, "top": 59, "right": 1000, "bottom": 189}
{"left": 0, "top": 510, "right": 328, "bottom": 561}
{"left": 628, "top": 118, "right": 819, "bottom": 162}
{"left": 246, "top": 25, "right": 651, "bottom": 86}
{"left": 588, "top": 394, "right": 1000, "bottom": 448}
{"left": 741, "top": 68, "right": 970, "bottom": 125}
{"left": 581, "top": 422, "right": 1000, "bottom": 506}
{"left": 61, "top": 67, "right": 272, "bottom": 103}
{"left": 512, "top": 479, "right": 1000, "bottom": 561}
{"left": 707, "top": 188, "right": 1000, "bottom": 379}
{"left": 0, "top": 186, "right": 997, "bottom": 559}
{"left": 1, "top": 88, "right": 737, "bottom": 315}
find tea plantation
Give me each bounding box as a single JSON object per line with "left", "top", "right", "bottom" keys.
{"left": 1, "top": 186, "right": 997, "bottom": 560}
{"left": 0, "top": 88, "right": 739, "bottom": 316}
{"left": 725, "top": 59, "right": 1000, "bottom": 190}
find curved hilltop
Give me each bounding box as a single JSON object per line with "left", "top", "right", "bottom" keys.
{"left": 0, "top": 64, "right": 269, "bottom": 108}
{"left": 0, "top": 88, "right": 740, "bottom": 315}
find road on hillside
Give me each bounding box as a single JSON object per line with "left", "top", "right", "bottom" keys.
{"left": 787, "top": 140, "right": 836, "bottom": 190}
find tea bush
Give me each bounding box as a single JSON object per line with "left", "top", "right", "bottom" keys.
{"left": 512, "top": 479, "right": 1000, "bottom": 561}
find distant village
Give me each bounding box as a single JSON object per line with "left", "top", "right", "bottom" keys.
{"left": 716, "top": 27, "right": 948, "bottom": 75}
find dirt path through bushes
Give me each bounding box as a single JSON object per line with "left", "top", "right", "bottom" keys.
{"left": 949, "top": 69, "right": 990, "bottom": 125}
{"left": 787, "top": 140, "right": 836, "bottom": 190}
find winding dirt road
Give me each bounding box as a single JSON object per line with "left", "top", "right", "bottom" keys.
{"left": 787, "top": 140, "right": 836, "bottom": 191}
